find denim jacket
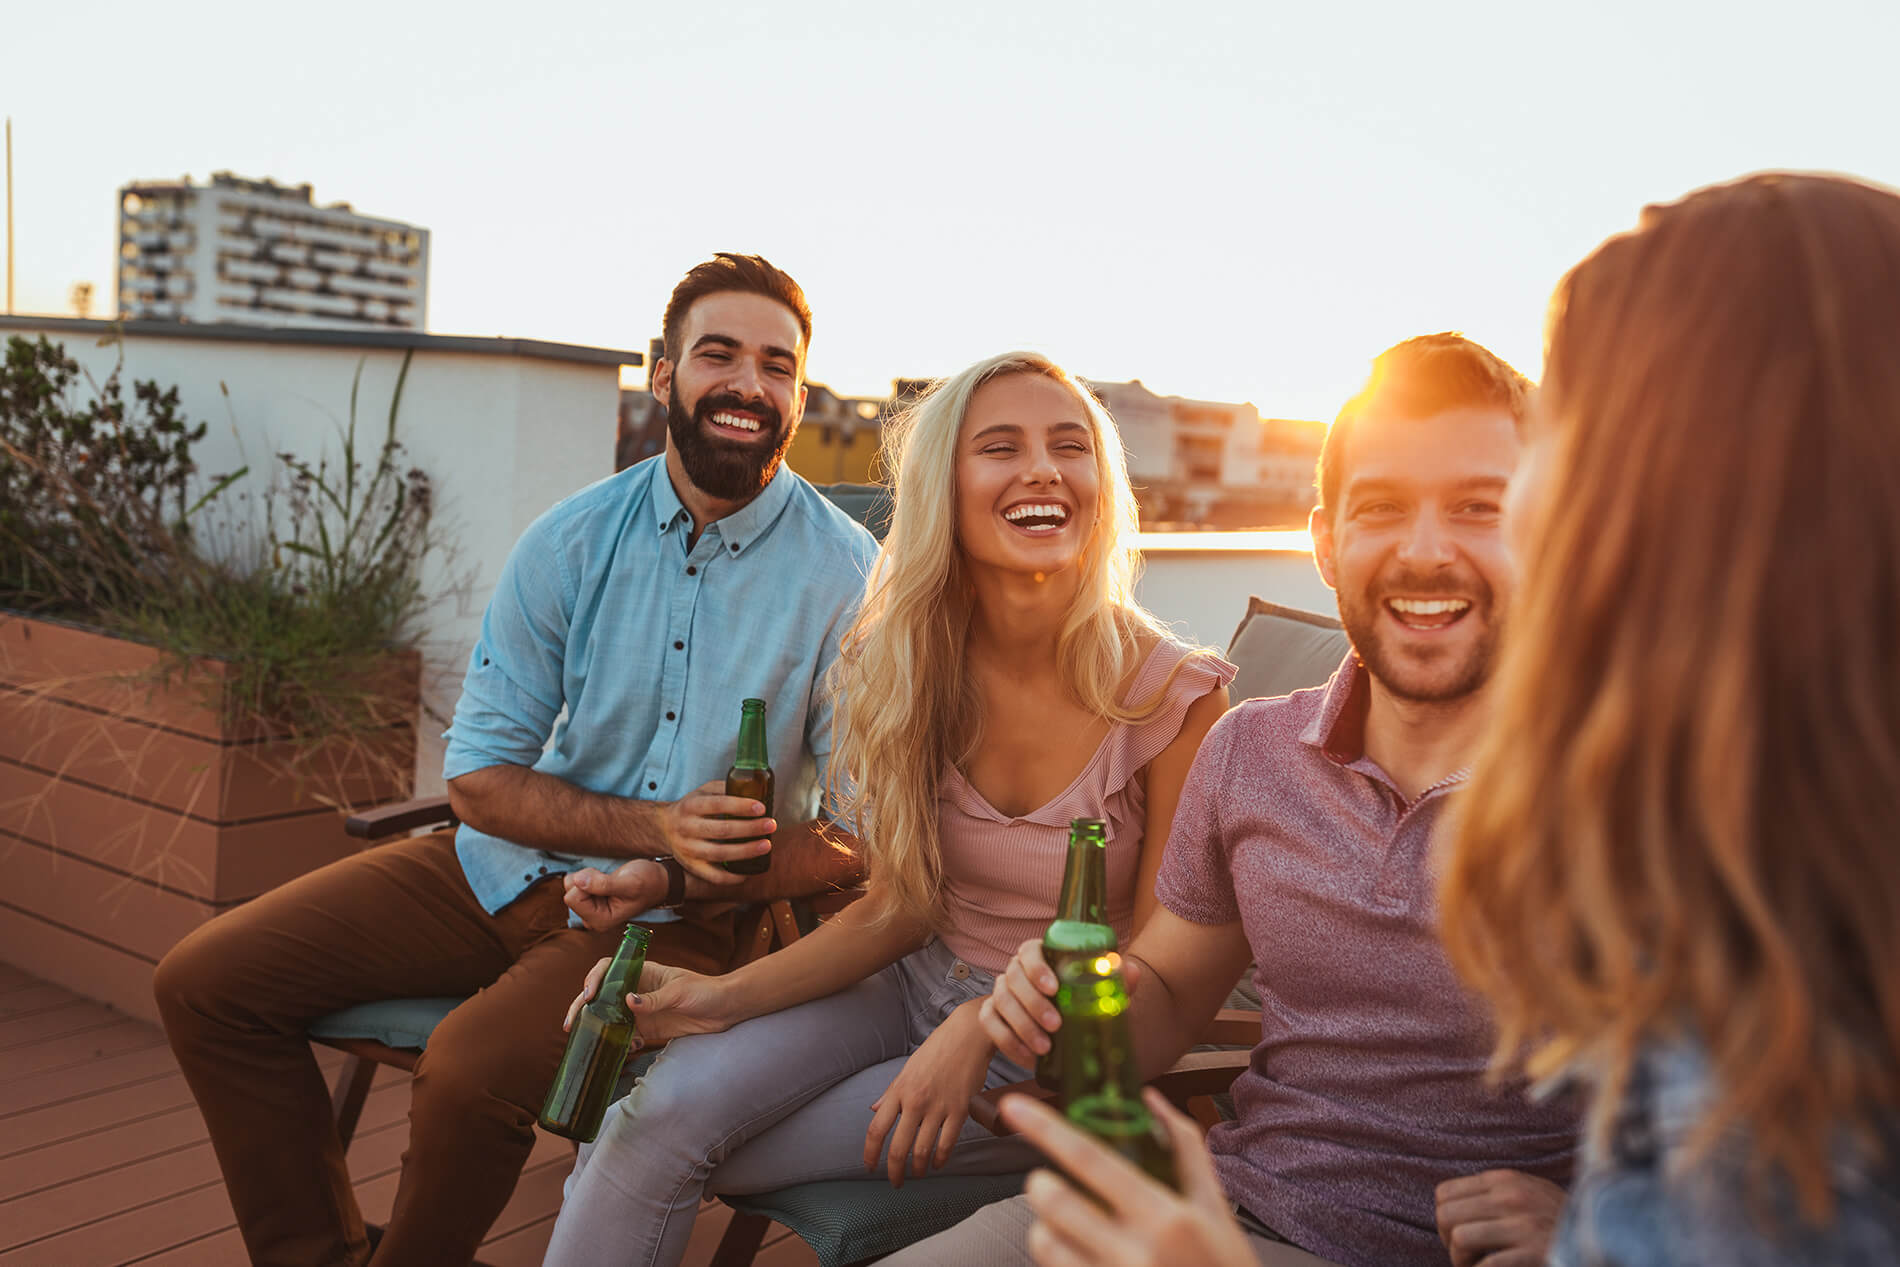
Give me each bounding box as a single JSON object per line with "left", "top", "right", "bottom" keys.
{"left": 1551, "top": 1040, "right": 1899, "bottom": 1266}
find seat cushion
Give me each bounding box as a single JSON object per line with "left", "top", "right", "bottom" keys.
{"left": 310, "top": 996, "right": 465, "bottom": 1050}
{"left": 725, "top": 1172, "right": 1027, "bottom": 1267}
{"left": 1224, "top": 598, "right": 1350, "bottom": 702}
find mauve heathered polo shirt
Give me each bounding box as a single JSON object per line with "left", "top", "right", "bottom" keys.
{"left": 1154, "top": 655, "right": 1577, "bottom": 1267}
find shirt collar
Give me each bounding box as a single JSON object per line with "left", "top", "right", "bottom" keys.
{"left": 1301, "top": 652, "right": 1374, "bottom": 763}
{"left": 1299, "top": 651, "right": 1473, "bottom": 795}
{"left": 649, "top": 459, "right": 797, "bottom": 553}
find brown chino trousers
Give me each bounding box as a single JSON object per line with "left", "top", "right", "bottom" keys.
{"left": 153, "top": 830, "right": 735, "bottom": 1267}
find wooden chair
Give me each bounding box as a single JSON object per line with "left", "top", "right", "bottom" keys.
{"left": 309, "top": 794, "right": 862, "bottom": 1263}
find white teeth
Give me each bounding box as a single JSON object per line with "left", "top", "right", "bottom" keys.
{"left": 711, "top": 412, "right": 761, "bottom": 432}
{"left": 1003, "top": 503, "right": 1069, "bottom": 523}
{"left": 1388, "top": 598, "right": 1470, "bottom": 615}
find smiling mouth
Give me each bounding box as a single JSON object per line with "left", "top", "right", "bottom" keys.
{"left": 707, "top": 410, "right": 767, "bottom": 438}
{"left": 1385, "top": 597, "right": 1471, "bottom": 631}
{"left": 1002, "top": 503, "right": 1071, "bottom": 534}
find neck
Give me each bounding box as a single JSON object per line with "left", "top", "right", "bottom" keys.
{"left": 1360, "top": 675, "right": 1491, "bottom": 803}
{"left": 965, "top": 564, "right": 1074, "bottom": 675}
{"left": 663, "top": 445, "right": 763, "bottom": 538}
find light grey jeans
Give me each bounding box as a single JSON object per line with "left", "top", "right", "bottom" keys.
{"left": 544, "top": 938, "right": 1040, "bottom": 1267}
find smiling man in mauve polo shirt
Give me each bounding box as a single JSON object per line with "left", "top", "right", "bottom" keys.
{"left": 154, "top": 254, "right": 878, "bottom": 1267}
{"left": 912, "top": 334, "right": 1579, "bottom": 1267}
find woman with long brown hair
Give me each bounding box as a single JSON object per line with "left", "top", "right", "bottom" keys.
{"left": 1441, "top": 172, "right": 1900, "bottom": 1261}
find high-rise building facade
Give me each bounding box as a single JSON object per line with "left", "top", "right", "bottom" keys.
{"left": 117, "top": 172, "right": 428, "bottom": 330}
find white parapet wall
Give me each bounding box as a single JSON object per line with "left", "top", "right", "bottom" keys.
{"left": 0, "top": 317, "right": 639, "bottom": 796}
{"left": 1133, "top": 531, "right": 1336, "bottom": 652}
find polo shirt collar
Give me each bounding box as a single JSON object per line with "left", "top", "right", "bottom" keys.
{"left": 1301, "top": 652, "right": 1373, "bottom": 763}
{"left": 649, "top": 458, "right": 796, "bottom": 553}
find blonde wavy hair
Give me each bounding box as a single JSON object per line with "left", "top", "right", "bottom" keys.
{"left": 1439, "top": 173, "right": 1900, "bottom": 1217}
{"left": 831, "top": 351, "right": 1201, "bottom": 932}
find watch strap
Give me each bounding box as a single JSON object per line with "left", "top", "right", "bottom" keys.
{"left": 654, "top": 855, "right": 687, "bottom": 908}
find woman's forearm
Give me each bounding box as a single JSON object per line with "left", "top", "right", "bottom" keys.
{"left": 715, "top": 894, "right": 930, "bottom": 1025}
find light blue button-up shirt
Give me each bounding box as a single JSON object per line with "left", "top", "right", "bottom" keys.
{"left": 443, "top": 457, "right": 879, "bottom": 918}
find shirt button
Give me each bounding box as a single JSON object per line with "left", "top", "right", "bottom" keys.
{"left": 648, "top": 781, "right": 657, "bottom": 790}
{"left": 686, "top": 565, "right": 697, "bottom": 576}
{"left": 665, "top": 711, "right": 676, "bottom": 721}
{"left": 673, "top": 640, "right": 684, "bottom": 650}
{"left": 729, "top": 542, "right": 739, "bottom": 552}
{"left": 522, "top": 873, "right": 533, "bottom": 882}
{"left": 537, "top": 865, "right": 549, "bottom": 875}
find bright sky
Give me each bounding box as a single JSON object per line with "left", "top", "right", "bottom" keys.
{"left": 7, "top": 0, "right": 1897, "bottom": 419}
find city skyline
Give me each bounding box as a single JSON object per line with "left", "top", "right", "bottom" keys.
{"left": 5, "top": 0, "right": 1897, "bottom": 420}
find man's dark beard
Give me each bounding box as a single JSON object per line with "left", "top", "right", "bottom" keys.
{"left": 1337, "top": 570, "right": 1501, "bottom": 704}
{"left": 667, "top": 389, "right": 792, "bottom": 501}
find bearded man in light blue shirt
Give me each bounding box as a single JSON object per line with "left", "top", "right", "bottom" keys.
{"left": 155, "top": 253, "right": 879, "bottom": 1267}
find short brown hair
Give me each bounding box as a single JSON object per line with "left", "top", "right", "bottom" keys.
{"left": 660, "top": 253, "right": 812, "bottom": 369}
{"left": 1314, "top": 333, "right": 1532, "bottom": 517}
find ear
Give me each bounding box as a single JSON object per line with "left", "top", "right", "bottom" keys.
{"left": 1309, "top": 505, "right": 1339, "bottom": 592}
{"left": 784, "top": 382, "right": 808, "bottom": 437}
{"left": 651, "top": 358, "right": 674, "bottom": 409}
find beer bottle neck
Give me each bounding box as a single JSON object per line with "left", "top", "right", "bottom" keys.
{"left": 597, "top": 927, "right": 652, "bottom": 1020}
{"left": 734, "top": 703, "right": 769, "bottom": 770}
{"left": 1054, "top": 832, "right": 1109, "bottom": 926}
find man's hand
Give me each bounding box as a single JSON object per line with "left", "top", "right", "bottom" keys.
{"left": 978, "top": 939, "right": 1143, "bottom": 1068}
{"left": 1003, "top": 1087, "right": 1257, "bottom": 1267}
{"left": 563, "top": 861, "right": 666, "bottom": 930}
{"left": 660, "top": 780, "right": 778, "bottom": 885}
{"left": 1434, "top": 1169, "right": 1567, "bottom": 1267}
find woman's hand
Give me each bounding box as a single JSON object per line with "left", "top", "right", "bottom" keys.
{"left": 1002, "top": 1087, "right": 1257, "bottom": 1267}
{"left": 561, "top": 957, "right": 735, "bottom": 1048}
{"left": 862, "top": 1000, "right": 995, "bottom": 1188}
{"left": 978, "top": 939, "right": 1143, "bottom": 1068}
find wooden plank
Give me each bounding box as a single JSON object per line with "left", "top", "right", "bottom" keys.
{"left": 121, "top": 1224, "right": 251, "bottom": 1267}
{"left": 0, "top": 760, "right": 360, "bottom": 903}
{"left": 3, "top": 835, "right": 221, "bottom": 965}
{"left": 0, "top": 1001, "right": 128, "bottom": 1050}
{"left": 0, "top": 616, "right": 225, "bottom": 738}
{"left": 0, "top": 904, "right": 165, "bottom": 1023}
{"left": 0, "top": 1016, "right": 165, "bottom": 1081}
{"left": 0, "top": 1029, "right": 180, "bottom": 1116}
{"left": 0, "top": 982, "right": 85, "bottom": 1020}
{"left": 0, "top": 966, "right": 33, "bottom": 991}
{"left": 0, "top": 692, "right": 411, "bottom": 822}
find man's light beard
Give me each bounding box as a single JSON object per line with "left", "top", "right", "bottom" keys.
{"left": 1337, "top": 579, "right": 1501, "bottom": 704}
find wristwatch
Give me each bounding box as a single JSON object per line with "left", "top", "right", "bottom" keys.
{"left": 653, "top": 855, "right": 687, "bottom": 908}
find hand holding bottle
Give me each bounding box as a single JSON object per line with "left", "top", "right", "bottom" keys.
{"left": 980, "top": 937, "right": 1144, "bottom": 1068}
{"left": 1002, "top": 1089, "right": 1258, "bottom": 1267}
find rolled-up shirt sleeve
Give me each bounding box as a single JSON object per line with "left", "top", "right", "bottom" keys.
{"left": 443, "top": 512, "right": 575, "bottom": 779}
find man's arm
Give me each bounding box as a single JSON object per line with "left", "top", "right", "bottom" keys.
{"left": 563, "top": 816, "right": 866, "bottom": 928}
{"left": 448, "top": 767, "right": 776, "bottom": 883}
{"left": 1123, "top": 908, "right": 1254, "bottom": 1079}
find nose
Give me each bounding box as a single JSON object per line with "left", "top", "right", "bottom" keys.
{"left": 727, "top": 357, "right": 766, "bottom": 401}
{"left": 1024, "top": 444, "right": 1062, "bottom": 487}
{"left": 1396, "top": 510, "right": 1456, "bottom": 568}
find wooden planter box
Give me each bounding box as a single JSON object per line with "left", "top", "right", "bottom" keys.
{"left": 0, "top": 613, "right": 417, "bottom": 1022}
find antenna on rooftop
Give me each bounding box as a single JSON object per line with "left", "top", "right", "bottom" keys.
{"left": 5, "top": 117, "right": 14, "bottom": 315}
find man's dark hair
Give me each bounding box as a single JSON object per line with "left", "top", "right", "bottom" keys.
{"left": 1314, "top": 332, "right": 1533, "bottom": 519}
{"left": 660, "top": 253, "right": 812, "bottom": 369}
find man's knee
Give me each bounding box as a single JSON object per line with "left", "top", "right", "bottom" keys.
{"left": 153, "top": 913, "right": 245, "bottom": 1033}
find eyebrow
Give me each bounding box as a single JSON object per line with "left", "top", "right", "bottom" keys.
{"left": 968, "top": 420, "right": 1091, "bottom": 443}
{"left": 690, "top": 333, "right": 799, "bottom": 364}
{"left": 1346, "top": 474, "right": 1509, "bottom": 498}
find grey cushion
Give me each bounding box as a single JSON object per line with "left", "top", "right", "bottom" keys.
{"left": 726, "top": 1172, "right": 1027, "bottom": 1267}
{"left": 816, "top": 482, "right": 893, "bottom": 542}
{"left": 310, "top": 996, "right": 463, "bottom": 1050}
{"left": 1224, "top": 598, "right": 1350, "bottom": 703}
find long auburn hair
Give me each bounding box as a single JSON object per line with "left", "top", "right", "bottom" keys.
{"left": 1439, "top": 172, "right": 1900, "bottom": 1217}
{"left": 831, "top": 351, "right": 1200, "bottom": 932}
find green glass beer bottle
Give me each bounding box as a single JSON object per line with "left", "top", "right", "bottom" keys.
{"left": 1054, "top": 953, "right": 1179, "bottom": 1190}
{"left": 1036, "top": 817, "right": 1117, "bottom": 1089}
{"left": 538, "top": 924, "right": 651, "bottom": 1142}
{"left": 720, "top": 698, "right": 774, "bottom": 875}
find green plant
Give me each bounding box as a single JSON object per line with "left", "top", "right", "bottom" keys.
{"left": 0, "top": 334, "right": 442, "bottom": 808}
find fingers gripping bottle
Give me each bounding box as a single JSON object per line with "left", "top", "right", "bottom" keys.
{"left": 538, "top": 924, "right": 651, "bottom": 1142}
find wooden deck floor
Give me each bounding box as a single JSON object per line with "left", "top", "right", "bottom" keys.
{"left": 0, "top": 963, "right": 818, "bottom": 1266}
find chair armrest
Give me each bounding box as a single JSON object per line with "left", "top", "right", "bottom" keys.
{"left": 1150, "top": 1050, "right": 1250, "bottom": 1106}
{"left": 1199, "top": 1008, "right": 1261, "bottom": 1048}
{"left": 345, "top": 795, "right": 459, "bottom": 841}
{"left": 970, "top": 1078, "right": 1056, "bottom": 1136}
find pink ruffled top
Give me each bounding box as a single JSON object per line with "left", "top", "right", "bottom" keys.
{"left": 935, "top": 638, "right": 1236, "bottom": 974}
